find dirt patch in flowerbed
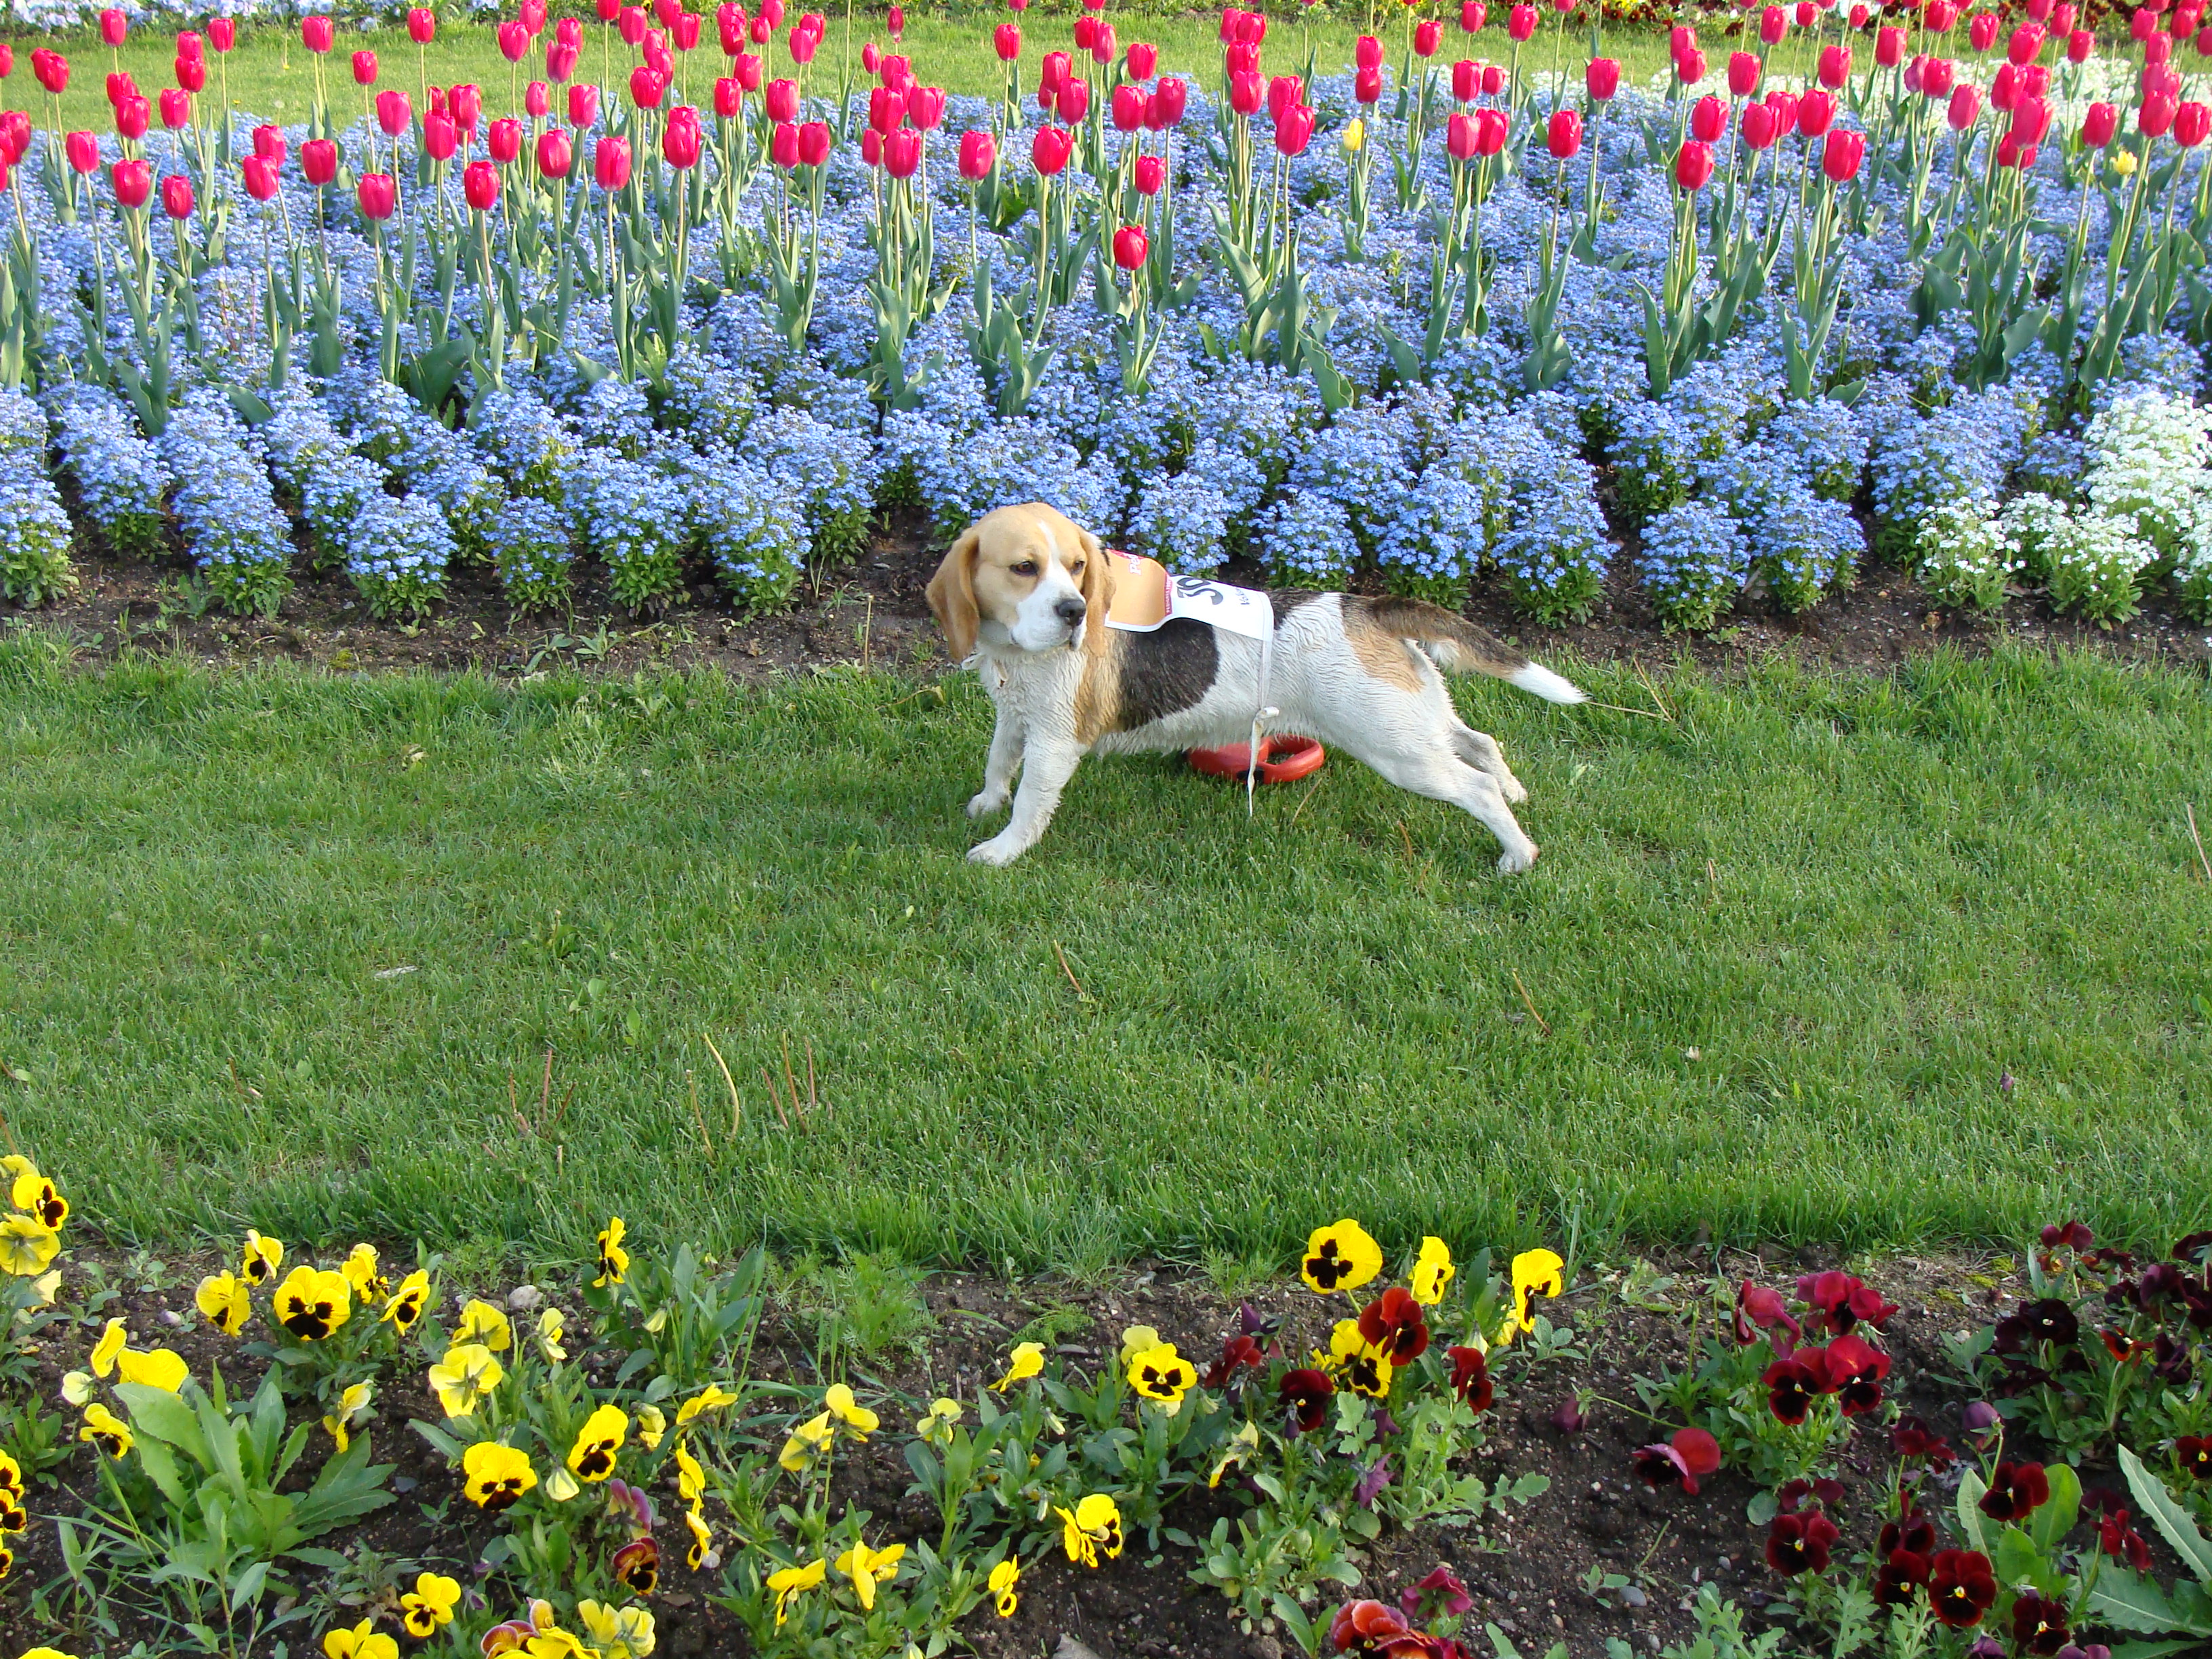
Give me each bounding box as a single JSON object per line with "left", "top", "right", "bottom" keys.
{"left": 6, "top": 1236, "right": 2184, "bottom": 1659}
{"left": 7, "top": 499, "right": 2211, "bottom": 687}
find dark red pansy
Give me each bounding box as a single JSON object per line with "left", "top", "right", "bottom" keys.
{"left": 2010, "top": 1593, "right": 2070, "bottom": 1656}
{"left": 1202, "top": 1333, "right": 1265, "bottom": 1389}
{"left": 1978, "top": 1460, "right": 2051, "bottom": 1520}
{"left": 1446, "top": 1346, "right": 1494, "bottom": 1412}
{"left": 1992, "top": 1297, "right": 2079, "bottom": 1353}
{"left": 1929, "top": 1550, "right": 1997, "bottom": 1629}
{"left": 1826, "top": 1333, "right": 1892, "bottom": 1416}
{"left": 1734, "top": 1280, "right": 1801, "bottom": 1351}
{"left": 1763, "top": 1351, "right": 1832, "bottom": 1424}
{"left": 1279, "top": 1367, "right": 1335, "bottom": 1435}
{"left": 1765, "top": 1511, "right": 1839, "bottom": 1576}
{"left": 2179, "top": 1435, "right": 2212, "bottom": 1479}
{"left": 1872, "top": 1549, "right": 1932, "bottom": 1604}
{"left": 1891, "top": 1417, "right": 1955, "bottom": 1465}
{"left": 1358, "top": 1286, "right": 1431, "bottom": 1364}
{"left": 1633, "top": 1428, "right": 1721, "bottom": 1496}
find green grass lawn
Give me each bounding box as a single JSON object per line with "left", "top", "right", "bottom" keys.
{"left": 20, "top": 12, "right": 1680, "bottom": 130}
{"left": 3, "top": 629, "right": 2207, "bottom": 1271}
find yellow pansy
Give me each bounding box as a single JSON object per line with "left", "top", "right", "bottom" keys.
{"left": 196, "top": 1271, "right": 252, "bottom": 1337}
{"left": 684, "top": 1504, "right": 714, "bottom": 1570}
{"left": 380, "top": 1269, "right": 430, "bottom": 1334}
{"left": 537, "top": 1307, "right": 567, "bottom": 1363}
{"left": 675, "top": 1382, "right": 738, "bottom": 1425}
{"left": 0, "top": 1447, "right": 22, "bottom": 1497}
{"left": 823, "top": 1383, "right": 878, "bottom": 1439}
{"left": 321, "top": 1620, "right": 398, "bottom": 1659}
{"left": 834, "top": 1538, "right": 906, "bottom": 1612}
{"left": 1410, "top": 1236, "right": 1454, "bottom": 1306}
{"left": 60, "top": 1370, "right": 92, "bottom": 1407}
{"left": 340, "top": 1244, "right": 387, "bottom": 1306}
{"left": 989, "top": 1555, "right": 1020, "bottom": 1617}
{"left": 1055, "top": 1492, "right": 1125, "bottom": 1569}
{"left": 1507, "top": 1247, "right": 1565, "bottom": 1338}
{"left": 576, "top": 1600, "right": 657, "bottom": 1659}
{"left": 673, "top": 1439, "right": 706, "bottom": 1505}
{"left": 272, "top": 1267, "right": 352, "bottom": 1341}
{"left": 241, "top": 1229, "right": 284, "bottom": 1286}
{"left": 79, "top": 1403, "right": 133, "bottom": 1459}
{"left": 114, "top": 1347, "right": 190, "bottom": 1393}
{"left": 11, "top": 1168, "right": 68, "bottom": 1230}
{"left": 1118, "top": 1326, "right": 1162, "bottom": 1366}
{"left": 594, "top": 1216, "right": 630, "bottom": 1287}
{"left": 428, "top": 1343, "right": 505, "bottom": 1420}
{"left": 567, "top": 1402, "right": 628, "bottom": 1482}
{"left": 455, "top": 1298, "right": 512, "bottom": 1353}
{"left": 0, "top": 1489, "right": 23, "bottom": 1534}
{"left": 777, "top": 1411, "right": 834, "bottom": 1473}
{"left": 1208, "top": 1420, "right": 1262, "bottom": 1489}
{"left": 642, "top": 1307, "right": 670, "bottom": 1334}
{"left": 89, "top": 1318, "right": 127, "bottom": 1378}
{"left": 990, "top": 1340, "right": 1045, "bottom": 1392}
{"left": 27, "top": 1269, "right": 60, "bottom": 1309}
{"left": 22, "top": 1649, "right": 82, "bottom": 1659}
{"left": 1328, "top": 1318, "right": 1395, "bottom": 1399}
{"left": 1300, "top": 1218, "right": 1384, "bottom": 1296}
{"left": 461, "top": 1441, "right": 537, "bottom": 1511}
{"left": 399, "top": 1572, "right": 462, "bottom": 1638}
{"left": 1126, "top": 1341, "right": 1197, "bottom": 1408}
{"left": 322, "top": 1380, "right": 374, "bottom": 1452}
{"left": 767, "top": 1557, "right": 827, "bottom": 1627}
{"left": 634, "top": 1402, "right": 666, "bottom": 1450}
{"left": 546, "top": 1466, "right": 581, "bottom": 1502}
{"left": 914, "top": 1397, "right": 962, "bottom": 1443}
{"left": 0, "top": 1214, "right": 59, "bottom": 1278}
{"left": 1343, "top": 117, "right": 1366, "bottom": 153}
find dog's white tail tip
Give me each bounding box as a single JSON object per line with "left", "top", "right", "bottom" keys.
{"left": 1510, "top": 662, "right": 1587, "bottom": 705}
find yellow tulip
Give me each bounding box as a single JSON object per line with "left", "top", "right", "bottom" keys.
{"left": 767, "top": 1557, "right": 827, "bottom": 1627}
{"left": 1300, "top": 1218, "right": 1384, "bottom": 1295}
{"left": 834, "top": 1538, "right": 906, "bottom": 1612}
{"left": 2114, "top": 148, "right": 2139, "bottom": 176}
{"left": 989, "top": 1340, "right": 1044, "bottom": 1392}
{"left": 1343, "top": 117, "right": 1366, "bottom": 153}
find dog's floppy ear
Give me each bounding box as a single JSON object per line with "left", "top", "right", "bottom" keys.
{"left": 926, "top": 526, "right": 983, "bottom": 661}
{"left": 1076, "top": 526, "right": 1118, "bottom": 657}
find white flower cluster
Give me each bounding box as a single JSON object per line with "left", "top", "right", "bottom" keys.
{"left": 1913, "top": 499, "right": 2018, "bottom": 616}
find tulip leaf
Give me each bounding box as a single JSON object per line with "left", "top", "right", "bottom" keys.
{"left": 2121, "top": 1445, "right": 2212, "bottom": 1588}
{"left": 1955, "top": 1468, "right": 1992, "bottom": 1556}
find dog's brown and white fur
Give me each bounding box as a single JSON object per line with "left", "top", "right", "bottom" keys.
{"left": 925, "top": 502, "right": 1586, "bottom": 872}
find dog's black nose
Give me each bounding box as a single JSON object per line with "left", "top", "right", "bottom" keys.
{"left": 1053, "top": 596, "right": 1087, "bottom": 628}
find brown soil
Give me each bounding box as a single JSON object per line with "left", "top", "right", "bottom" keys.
{"left": 7, "top": 504, "right": 2209, "bottom": 686}
{"left": 2, "top": 1242, "right": 2167, "bottom": 1659}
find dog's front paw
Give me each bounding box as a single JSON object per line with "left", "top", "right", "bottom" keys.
{"left": 1495, "top": 842, "right": 1539, "bottom": 876}
{"left": 966, "top": 834, "right": 1027, "bottom": 867}
{"left": 966, "top": 788, "right": 1009, "bottom": 820}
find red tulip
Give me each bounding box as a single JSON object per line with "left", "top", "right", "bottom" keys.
{"left": 674, "top": 13, "right": 701, "bottom": 49}
{"left": 663, "top": 104, "right": 701, "bottom": 166}
{"left": 2142, "top": 91, "right": 2179, "bottom": 135}
{"left": 1795, "top": 0, "right": 1814, "bottom": 22}
{"left": 566, "top": 82, "right": 599, "bottom": 126}
{"left": 531, "top": 127, "right": 569, "bottom": 178}
{"left": 1548, "top": 106, "right": 1581, "bottom": 156}
{"left": 796, "top": 118, "right": 828, "bottom": 164}
{"left": 1219, "top": 5, "right": 1246, "bottom": 41}
{"left": 1822, "top": 126, "right": 1865, "bottom": 180}
{"left": 867, "top": 84, "right": 903, "bottom": 130}
{"left": 1947, "top": 82, "right": 1981, "bottom": 127}
{"left": 2010, "top": 94, "right": 2051, "bottom": 142}
{"left": 177, "top": 30, "right": 204, "bottom": 64}
{"left": 1275, "top": 101, "right": 1315, "bottom": 155}
{"left": 1056, "top": 76, "right": 1088, "bottom": 122}
{"left": 489, "top": 117, "right": 523, "bottom": 161}
{"left": 770, "top": 119, "right": 800, "bottom": 166}
{"left": 619, "top": 5, "right": 648, "bottom": 43}
{"left": 1447, "top": 109, "right": 1477, "bottom": 159}
{"left": 1992, "top": 62, "right": 2020, "bottom": 108}
{"left": 630, "top": 64, "right": 668, "bottom": 106}
{"left": 1761, "top": 4, "right": 1788, "bottom": 43}
{"left": 1508, "top": 3, "right": 1536, "bottom": 40}
{"left": 159, "top": 88, "right": 189, "bottom": 129}
{"left": 1589, "top": 56, "right": 1622, "bottom": 98}
{"left": 523, "top": 0, "right": 549, "bottom": 33}
{"left": 1415, "top": 18, "right": 1442, "bottom": 54}
{"left": 2007, "top": 22, "right": 2045, "bottom": 62}
{"left": 64, "top": 129, "right": 98, "bottom": 173}
{"left": 1727, "top": 50, "right": 1759, "bottom": 94}
{"left": 1038, "top": 49, "right": 1069, "bottom": 94}
{"left": 1851, "top": 2, "right": 1870, "bottom": 23}
{"left": 175, "top": 53, "right": 207, "bottom": 92}
{"left": 1766, "top": 88, "right": 1799, "bottom": 129}
{"left": 1267, "top": 72, "right": 1302, "bottom": 122}
{"left": 2150, "top": 32, "right": 2175, "bottom": 63}
{"left": 2144, "top": 61, "right": 2182, "bottom": 98}
{"left": 991, "top": 20, "right": 1021, "bottom": 60}
{"left": 423, "top": 111, "right": 457, "bottom": 159}
{"left": 302, "top": 15, "right": 337, "bottom": 53}
{"left": 861, "top": 39, "right": 880, "bottom": 72}
{"left": 1032, "top": 123, "right": 1071, "bottom": 173}
{"left": 764, "top": 76, "right": 799, "bottom": 123}
{"left": 1799, "top": 86, "right": 1836, "bottom": 133}
{"left": 2178, "top": 98, "right": 2212, "bottom": 143}
{"left": 1475, "top": 106, "right": 1507, "bottom": 152}
{"left": 2068, "top": 26, "right": 2095, "bottom": 58}
{"left": 347, "top": 49, "right": 375, "bottom": 87}
{"left": 1090, "top": 22, "right": 1116, "bottom": 64}
{"left": 112, "top": 157, "right": 151, "bottom": 207}
{"left": 586, "top": 134, "right": 628, "bottom": 190}
{"left": 1355, "top": 66, "right": 1383, "bottom": 102}
{"left": 1690, "top": 93, "right": 1727, "bottom": 140}
{"left": 2053, "top": 1, "right": 2077, "bottom": 27}
{"left": 155, "top": 171, "right": 192, "bottom": 219}
{"left": 873, "top": 125, "right": 912, "bottom": 176}
{"left": 354, "top": 172, "right": 394, "bottom": 220}
{"left": 1921, "top": 58, "right": 1957, "bottom": 96}
{"left": 958, "top": 126, "right": 995, "bottom": 178}
{"left": 1676, "top": 47, "right": 1706, "bottom": 81}
{"left": 115, "top": 96, "right": 147, "bottom": 140}
{"left": 1112, "top": 223, "right": 1147, "bottom": 269}
{"left": 377, "top": 88, "right": 412, "bottom": 136}
{"left": 1134, "top": 151, "right": 1164, "bottom": 192}
{"left": 1105, "top": 82, "right": 1140, "bottom": 131}
{"left": 1073, "top": 14, "right": 1097, "bottom": 49}
{"left": 708, "top": 75, "right": 737, "bottom": 117}
{"left": 601, "top": 0, "right": 623, "bottom": 20}
{"left": 1155, "top": 75, "right": 1187, "bottom": 123}
{"left": 521, "top": 78, "right": 550, "bottom": 117}
{"left": 2082, "top": 98, "right": 2118, "bottom": 144}
{"left": 302, "top": 138, "right": 337, "bottom": 184}
{"left": 1970, "top": 12, "right": 1999, "bottom": 49}
{"left": 464, "top": 157, "right": 501, "bottom": 209}
{"left": 733, "top": 52, "right": 761, "bottom": 88}
{"left": 100, "top": 7, "right": 127, "bottom": 47}
{"left": 1127, "top": 41, "right": 1157, "bottom": 78}
{"left": 209, "top": 18, "right": 235, "bottom": 52}
{"left": 31, "top": 50, "right": 67, "bottom": 96}
{"left": 1817, "top": 43, "right": 1850, "bottom": 86}
{"left": 1741, "top": 101, "right": 1780, "bottom": 146}
{"left": 1675, "top": 138, "right": 1715, "bottom": 188}
{"left": 1877, "top": 26, "right": 1904, "bottom": 64}
{"left": 451, "top": 83, "right": 483, "bottom": 134}
{"left": 1452, "top": 58, "right": 1477, "bottom": 99}
{"left": 1461, "top": 0, "right": 1486, "bottom": 27}
{"left": 1671, "top": 22, "right": 1697, "bottom": 55}
{"left": 242, "top": 153, "right": 279, "bottom": 199}
{"left": 105, "top": 68, "right": 131, "bottom": 106}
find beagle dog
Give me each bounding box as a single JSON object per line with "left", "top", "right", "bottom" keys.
{"left": 924, "top": 501, "right": 1586, "bottom": 873}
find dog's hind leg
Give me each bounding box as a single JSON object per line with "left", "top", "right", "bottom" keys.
{"left": 1333, "top": 724, "right": 1540, "bottom": 875}
{"left": 1450, "top": 724, "right": 1528, "bottom": 805}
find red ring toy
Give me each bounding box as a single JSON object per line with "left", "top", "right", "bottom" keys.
{"left": 1187, "top": 734, "right": 1327, "bottom": 784}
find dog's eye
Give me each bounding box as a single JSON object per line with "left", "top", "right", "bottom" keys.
{"left": 1010, "top": 560, "right": 1038, "bottom": 577}
{"left": 1069, "top": 560, "right": 1085, "bottom": 579}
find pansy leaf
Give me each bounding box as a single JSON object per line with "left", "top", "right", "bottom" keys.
{"left": 2029, "top": 1460, "right": 2081, "bottom": 1557}
{"left": 115, "top": 1382, "right": 207, "bottom": 1462}
{"left": 1956, "top": 1466, "right": 1992, "bottom": 1556}
{"left": 2087, "top": 1567, "right": 2208, "bottom": 1637}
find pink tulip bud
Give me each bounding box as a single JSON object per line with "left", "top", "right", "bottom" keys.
{"left": 1675, "top": 138, "right": 1714, "bottom": 188}
{"left": 424, "top": 110, "right": 457, "bottom": 159}
{"left": 2053, "top": 1, "right": 2076, "bottom": 28}
{"left": 1947, "top": 82, "right": 1981, "bottom": 127}
{"left": 861, "top": 39, "right": 880, "bottom": 71}
{"left": 1821, "top": 125, "right": 1864, "bottom": 180}
{"left": 304, "top": 15, "right": 334, "bottom": 54}
{"left": 489, "top": 116, "right": 524, "bottom": 161}
{"left": 1795, "top": 0, "right": 1814, "bottom": 23}
{"left": 1452, "top": 58, "right": 1477, "bottom": 99}
{"left": 2066, "top": 26, "right": 2093, "bottom": 59}
{"left": 1798, "top": 86, "right": 1836, "bottom": 133}
{"left": 1508, "top": 3, "right": 1536, "bottom": 40}
{"left": 356, "top": 171, "right": 395, "bottom": 220}
{"left": 1032, "top": 123, "right": 1071, "bottom": 173}
{"left": 1112, "top": 223, "right": 1147, "bottom": 269}
{"left": 868, "top": 83, "right": 904, "bottom": 130}
{"left": 1073, "top": 13, "right": 1097, "bottom": 49}
{"left": 111, "top": 157, "right": 150, "bottom": 207}
{"left": 1134, "top": 151, "right": 1164, "bottom": 192}
{"left": 243, "top": 152, "right": 279, "bottom": 199}
{"left": 1589, "top": 56, "right": 1622, "bottom": 98}
{"left": 1547, "top": 106, "right": 1581, "bottom": 156}
{"left": 1039, "top": 49, "right": 1069, "bottom": 93}
{"left": 1727, "top": 50, "right": 1759, "bottom": 94}
{"left": 302, "top": 138, "right": 337, "bottom": 184}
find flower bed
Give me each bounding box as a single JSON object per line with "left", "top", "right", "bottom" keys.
{"left": 4, "top": 1151, "right": 2212, "bottom": 1659}
{"left": 3, "top": 1, "right": 2212, "bottom": 644}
